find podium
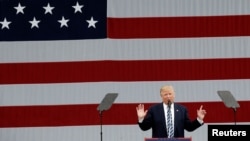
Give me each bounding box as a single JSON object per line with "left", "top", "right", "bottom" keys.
{"left": 145, "top": 138, "right": 191, "bottom": 141}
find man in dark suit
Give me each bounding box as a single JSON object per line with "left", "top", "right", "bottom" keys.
{"left": 136, "top": 85, "right": 206, "bottom": 138}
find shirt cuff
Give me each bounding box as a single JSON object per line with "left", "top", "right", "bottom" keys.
{"left": 197, "top": 117, "right": 204, "bottom": 124}
{"left": 138, "top": 118, "right": 144, "bottom": 123}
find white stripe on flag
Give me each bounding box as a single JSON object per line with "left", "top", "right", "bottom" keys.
{"left": 0, "top": 37, "right": 250, "bottom": 63}
{"left": 0, "top": 80, "right": 249, "bottom": 106}
{"left": 108, "top": 0, "right": 250, "bottom": 17}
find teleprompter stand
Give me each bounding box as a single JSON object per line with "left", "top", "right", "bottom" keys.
{"left": 97, "top": 93, "right": 118, "bottom": 141}
{"left": 217, "top": 90, "right": 240, "bottom": 125}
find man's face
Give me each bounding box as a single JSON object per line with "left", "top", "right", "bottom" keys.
{"left": 160, "top": 86, "right": 175, "bottom": 104}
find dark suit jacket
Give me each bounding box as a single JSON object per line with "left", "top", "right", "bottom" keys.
{"left": 138, "top": 102, "right": 203, "bottom": 138}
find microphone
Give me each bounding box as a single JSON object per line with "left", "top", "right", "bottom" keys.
{"left": 167, "top": 100, "right": 171, "bottom": 108}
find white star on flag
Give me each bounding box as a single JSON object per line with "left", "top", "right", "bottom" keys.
{"left": 43, "top": 3, "right": 55, "bottom": 15}
{"left": 29, "top": 17, "right": 41, "bottom": 29}
{"left": 72, "top": 1, "right": 84, "bottom": 13}
{"left": 86, "top": 17, "right": 98, "bottom": 28}
{"left": 0, "top": 18, "right": 11, "bottom": 29}
{"left": 58, "top": 16, "right": 70, "bottom": 28}
{"left": 14, "top": 3, "right": 26, "bottom": 14}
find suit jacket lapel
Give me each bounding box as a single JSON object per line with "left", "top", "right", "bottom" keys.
{"left": 174, "top": 104, "right": 179, "bottom": 132}
{"left": 159, "top": 103, "right": 167, "bottom": 133}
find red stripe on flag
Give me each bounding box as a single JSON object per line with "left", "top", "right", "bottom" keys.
{"left": 107, "top": 15, "right": 250, "bottom": 38}
{"left": 0, "top": 58, "right": 250, "bottom": 84}
{"left": 0, "top": 101, "right": 249, "bottom": 128}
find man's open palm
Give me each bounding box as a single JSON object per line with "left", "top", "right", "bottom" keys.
{"left": 136, "top": 104, "right": 148, "bottom": 120}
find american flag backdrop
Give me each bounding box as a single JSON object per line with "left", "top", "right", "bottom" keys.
{"left": 1, "top": 0, "right": 250, "bottom": 141}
